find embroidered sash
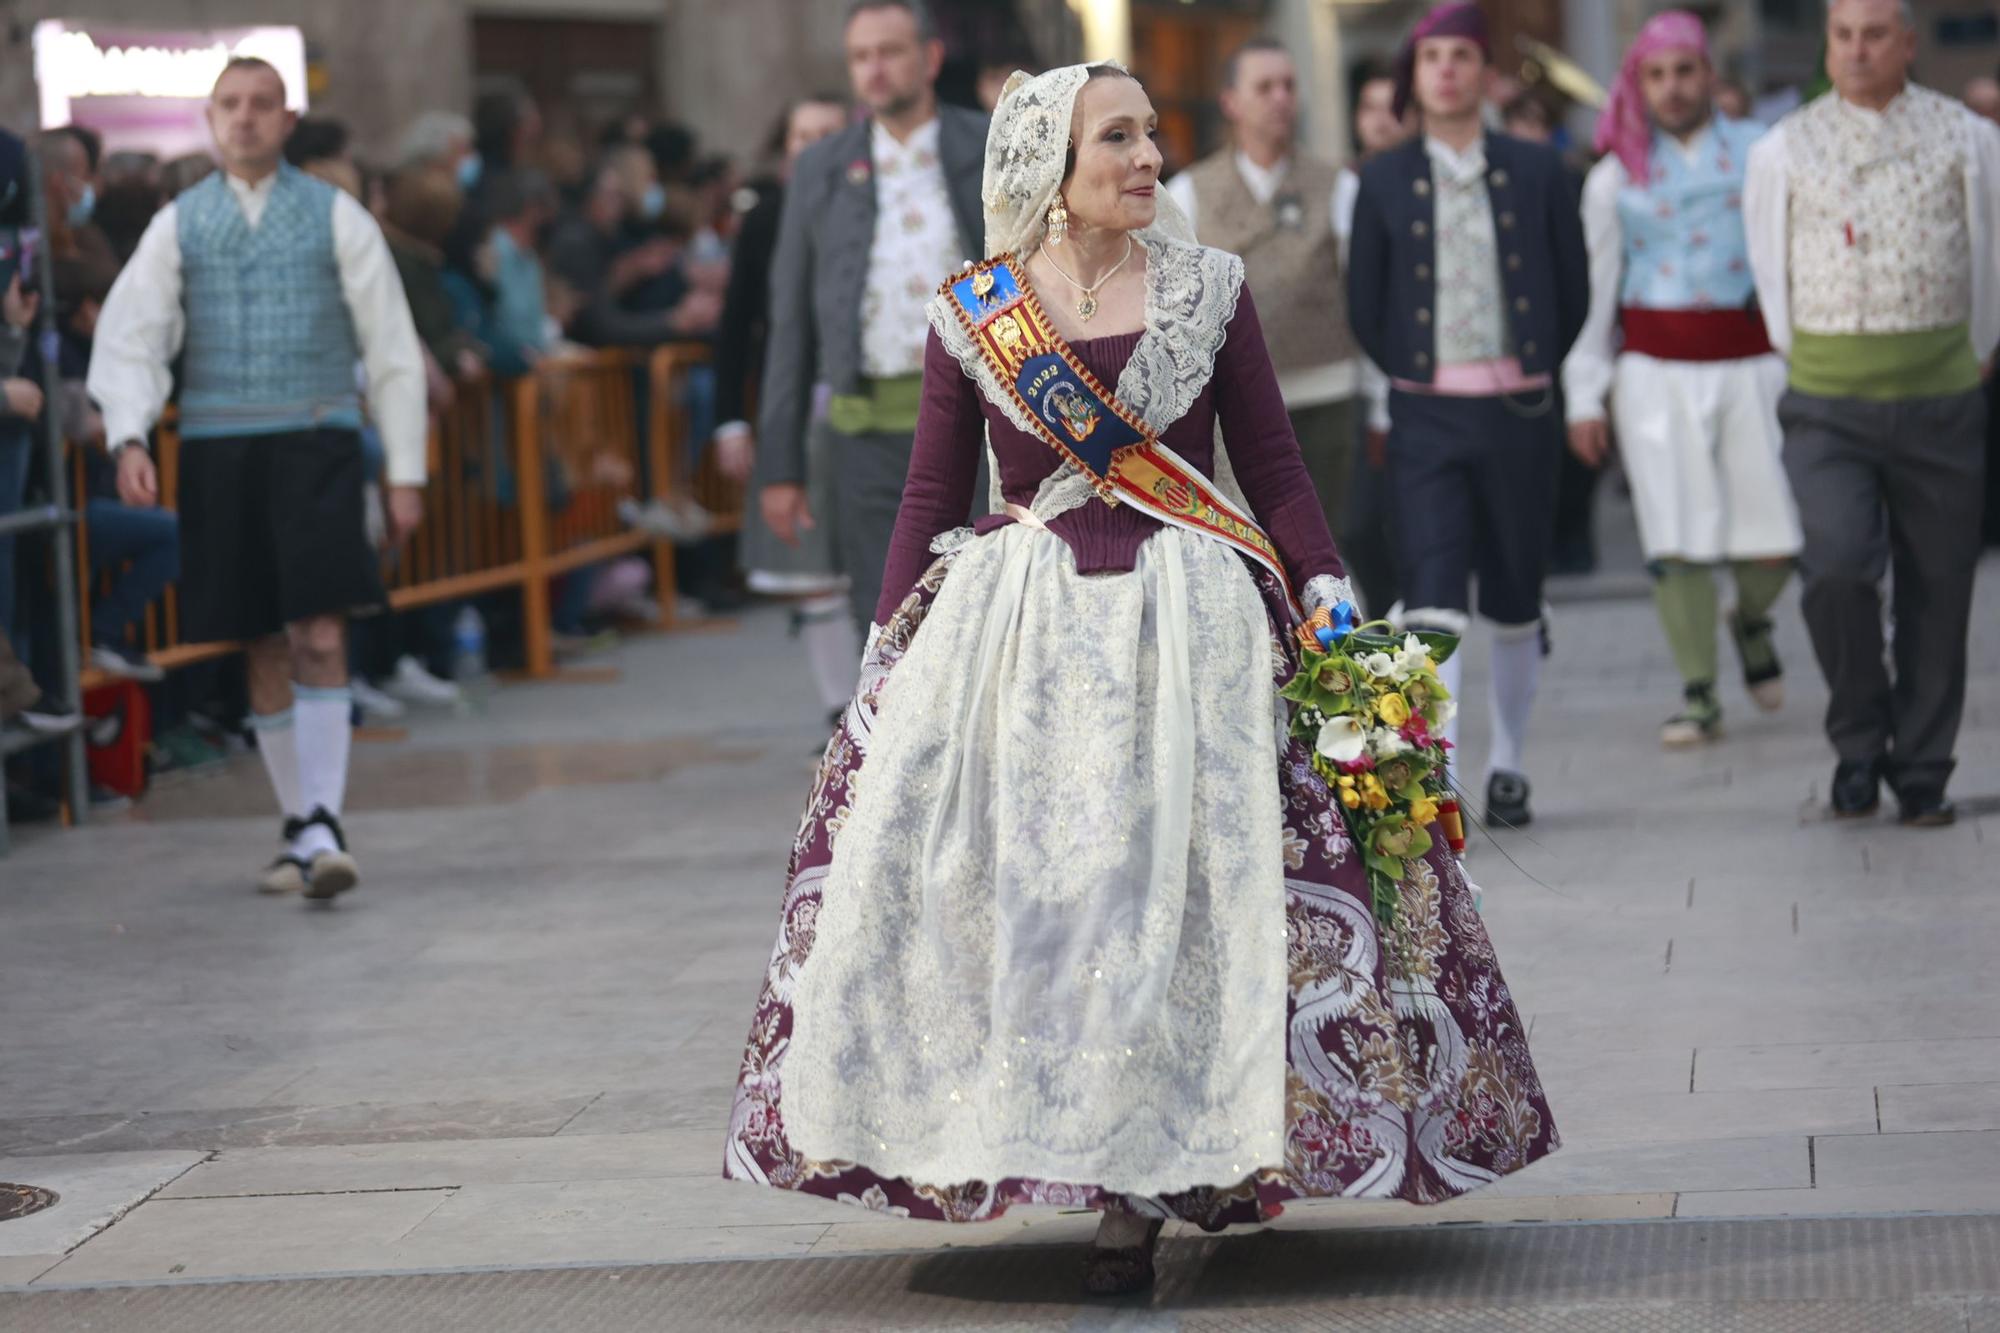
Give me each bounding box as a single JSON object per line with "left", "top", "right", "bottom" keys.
{"left": 940, "top": 255, "right": 1299, "bottom": 614}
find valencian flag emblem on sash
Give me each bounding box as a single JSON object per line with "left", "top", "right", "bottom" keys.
{"left": 942, "top": 255, "right": 1302, "bottom": 616}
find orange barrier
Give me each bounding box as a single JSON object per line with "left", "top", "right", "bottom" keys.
{"left": 75, "top": 342, "right": 726, "bottom": 688}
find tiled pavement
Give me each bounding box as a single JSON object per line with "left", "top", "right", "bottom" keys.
{"left": 2, "top": 503, "right": 1997, "bottom": 1309}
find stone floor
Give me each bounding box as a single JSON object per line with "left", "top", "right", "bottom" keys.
{"left": 2, "top": 498, "right": 1998, "bottom": 1312}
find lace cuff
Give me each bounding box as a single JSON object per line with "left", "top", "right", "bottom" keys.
{"left": 1302, "top": 574, "right": 1357, "bottom": 615}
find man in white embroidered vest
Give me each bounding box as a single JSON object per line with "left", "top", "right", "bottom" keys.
{"left": 90, "top": 57, "right": 427, "bottom": 897}
{"left": 1564, "top": 11, "right": 1803, "bottom": 752}
{"left": 1167, "top": 36, "right": 1361, "bottom": 546}
{"left": 744, "top": 0, "right": 987, "bottom": 634}
{"left": 1745, "top": 0, "right": 2000, "bottom": 827}
{"left": 1347, "top": 2, "right": 1590, "bottom": 831}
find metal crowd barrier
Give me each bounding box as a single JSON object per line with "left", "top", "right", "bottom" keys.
{"left": 72, "top": 342, "right": 728, "bottom": 688}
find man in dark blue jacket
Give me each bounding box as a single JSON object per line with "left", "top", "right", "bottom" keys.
{"left": 1347, "top": 2, "right": 1588, "bottom": 830}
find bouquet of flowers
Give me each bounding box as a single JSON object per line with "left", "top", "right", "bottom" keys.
{"left": 1281, "top": 604, "right": 1465, "bottom": 924}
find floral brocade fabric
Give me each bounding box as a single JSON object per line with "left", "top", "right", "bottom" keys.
{"left": 722, "top": 544, "right": 1559, "bottom": 1229}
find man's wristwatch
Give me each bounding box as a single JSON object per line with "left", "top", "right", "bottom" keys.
{"left": 110, "top": 438, "right": 148, "bottom": 459}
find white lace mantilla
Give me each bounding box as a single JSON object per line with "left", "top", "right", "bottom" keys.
{"left": 784, "top": 523, "right": 1290, "bottom": 1195}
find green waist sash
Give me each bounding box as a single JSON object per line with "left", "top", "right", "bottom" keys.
{"left": 828, "top": 374, "right": 924, "bottom": 435}
{"left": 1789, "top": 324, "right": 1980, "bottom": 401}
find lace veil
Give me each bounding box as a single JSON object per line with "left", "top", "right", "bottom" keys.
{"left": 981, "top": 61, "right": 1195, "bottom": 258}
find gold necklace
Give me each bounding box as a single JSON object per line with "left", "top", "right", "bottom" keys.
{"left": 1040, "top": 235, "right": 1134, "bottom": 322}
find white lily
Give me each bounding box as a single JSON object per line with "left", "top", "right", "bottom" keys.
{"left": 1369, "top": 726, "right": 1414, "bottom": 758}
{"left": 1315, "top": 714, "right": 1368, "bottom": 764}
{"left": 1392, "top": 634, "right": 1430, "bottom": 678}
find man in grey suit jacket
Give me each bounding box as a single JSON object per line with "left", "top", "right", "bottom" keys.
{"left": 745, "top": 0, "right": 988, "bottom": 632}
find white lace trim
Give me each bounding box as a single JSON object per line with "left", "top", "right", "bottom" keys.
{"left": 1115, "top": 238, "right": 1244, "bottom": 435}
{"left": 1303, "top": 575, "right": 1357, "bottom": 615}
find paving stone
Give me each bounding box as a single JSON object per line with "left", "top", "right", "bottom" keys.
{"left": 1547, "top": 1086, "right": 1877, "bottom": 1146}
{"left": 404, "top": 1175, "right": 860, "bottom": 1243}
{"left": 38, "top": 1190, "right": 457, "bottom": 1283}
{"left": 1675, "top": 1182, "right": 2000, "bottom": 1219}
{"left": 1488, "top": 1135, "right": 1811, "bottom": 1197}
{"left": 0, "top": 1097, "right": 600, "bottom": 1157}
{"left": 0, "top": 1255, "right": 62, "bottom": 1286}
{"left": 0, "top": 1151, "right": 204, "bottom": 1257}
{"left": 157, "top": 1131, "right": 723, "bottom": 1199}
{"left": 1877, "top": 1083, "right": 2000, "bottom": 1134}
{"left": 1697, "top": 1039, "right": 2000, "bottom": 1094}
{"left": 1814, "top": 1130, "right": 2000, "bottom": 1190}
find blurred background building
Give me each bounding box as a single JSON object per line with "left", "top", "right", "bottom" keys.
{"left": 1, "top": 0, "right": 1995, "bottom": 168}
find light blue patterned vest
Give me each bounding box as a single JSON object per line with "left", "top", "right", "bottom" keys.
{"left": 1616, "top": 116, "right": 1764, "bottom": 310}
{"left": 176, "top": 164, "right": 361, "bottom": 438}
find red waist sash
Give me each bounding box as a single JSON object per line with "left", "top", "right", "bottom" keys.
{"left": 1620, "top": 307, "right": 1773, "bottom": 363}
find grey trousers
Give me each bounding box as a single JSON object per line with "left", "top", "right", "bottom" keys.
{"left": 827, "top": 422, "right": 917, "bottom": 633}
{"left": 1779, "top": 387, "right": 1987, "bottom": 789}
{"left": 1290, "top": 398, "right": 1357, "bottom": 555}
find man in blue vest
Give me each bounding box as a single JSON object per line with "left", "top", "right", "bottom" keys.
{"left": 1347, "top": 2, "right": 1590, "bottom": 830}
{"left": 1562, "top": 12, "right": 1801, "bottom": 752}
{"left": 90, "top": 57, "right": 427, "bottom": 902}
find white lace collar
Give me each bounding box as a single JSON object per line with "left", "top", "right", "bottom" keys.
{"left": 926, "top": 234, "right": 1244, "bottom": 442}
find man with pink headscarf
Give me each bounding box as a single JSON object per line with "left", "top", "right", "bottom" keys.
{"left": 1561, "top": 11, "right": 1802, "bottom": 752}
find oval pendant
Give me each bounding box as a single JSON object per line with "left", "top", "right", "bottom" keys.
{"left": 1077, "top": 294, "right": 1098, "bottom": 321}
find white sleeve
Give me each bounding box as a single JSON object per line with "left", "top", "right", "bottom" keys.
{"left": 1361, "top": 356, "right": 1391, "bottom": 432}
{"left": 1333, "top": 170, "right": 1360, "bottom": 266}
{"left": 1743, "top": 126, "right": 1792, "bottom": 357}
{"left": 1165, "top": 172, "right": 1199, "bottom": 239}
{"left": 332, "top": 191, "right": 428, "bottom": 486}
{"left": 1966, "top": 114, "right": 2000, "bottom": 363}
{"left": 87, "top": 205, "right": 184, "bottom": 450}
{"left": 1561, "top": 155, "right": 1628, "bottom": 424}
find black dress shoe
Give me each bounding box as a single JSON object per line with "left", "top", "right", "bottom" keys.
{"left": 1829, "top": 760, "right": 1881, "bottom": 818}
{"left": 1486, "top": 769, "right": 1533, "bottom": 830}
{"left": 1896, "top": 789, "right": 1956, "bottom": 828}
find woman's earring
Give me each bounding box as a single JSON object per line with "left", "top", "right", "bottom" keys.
{"left": 1045, "top": 195, "right": 1069, "bottom": 246}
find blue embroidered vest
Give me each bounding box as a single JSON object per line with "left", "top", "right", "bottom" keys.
{"left": 1615, "top": 117, "right": 1764, "bottom": 311}
{"left": 176, "top": 164, "right": 361, "bottom": 438}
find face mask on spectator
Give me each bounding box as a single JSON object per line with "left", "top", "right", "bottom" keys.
{"left": 640, "top": 182, "right": 666, "bottom": 221}
{"left": 458, "top": 153, "right": 482, "bottom": 189}
{"left": 68, "top": 184, "right": 95, "bottom": 226}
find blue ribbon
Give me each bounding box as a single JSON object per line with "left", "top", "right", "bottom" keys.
{"left": 1315, "top": 601, "right": 1360, "bottom": 650}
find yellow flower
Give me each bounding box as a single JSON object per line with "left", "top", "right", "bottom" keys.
{"left": 1339, "top": 786, "right": 1362, "bottom": 809}
{"left": 1410, "top": 796, "right": 1440, "bottom": 827}
{"left": 1376, "top": 692, "right": 1412, "bottom": 728}
{"left": 1361, "top": 773, "right": 1391, "bottom": 811}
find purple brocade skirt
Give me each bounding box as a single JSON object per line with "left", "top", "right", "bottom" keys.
{"left": 723, "top": 539, "right": 1558, "bottom": 1229}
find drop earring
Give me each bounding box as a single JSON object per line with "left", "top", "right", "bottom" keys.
{"left": 1045, "top": 195, "right": 1069, "bottom": 246}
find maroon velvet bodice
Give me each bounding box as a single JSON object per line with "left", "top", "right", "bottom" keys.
{"left": 875, "top": 287, "right": 1345, "bottom": 624}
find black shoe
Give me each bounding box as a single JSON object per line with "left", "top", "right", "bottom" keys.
{"left": 1896, "top": 789, "right": 1956, "bottom": 828}
{"left": 1830, "top": 760, "right": 1881, "bottom": 818}
{"left": 1728, "top": 612, "right": 1784, "bottom": 712}
{"left": 1485, "top": 770, "right": 1533, "bottom": 830}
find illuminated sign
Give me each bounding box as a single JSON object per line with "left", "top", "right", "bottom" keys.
{"left": 32, "top": 21, "right": 308, "bottom": 127}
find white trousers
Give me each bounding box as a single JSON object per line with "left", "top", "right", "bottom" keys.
{"left": 1611, "top": 353, "right": 1803, "bottom": 564}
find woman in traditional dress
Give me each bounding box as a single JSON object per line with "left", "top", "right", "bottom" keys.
{"left": 724, "top": 62, "right": 1558, "bottom": 1296}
